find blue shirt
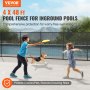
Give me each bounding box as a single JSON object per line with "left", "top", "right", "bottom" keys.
{"left": 18, "top": 41, "right": 28, "bottom": 57}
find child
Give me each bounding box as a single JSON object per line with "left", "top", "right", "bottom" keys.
{"left": 31, "top": 53, "right": 47, "bottom": 64}
{"left": 10, "top": 35, "right": 43, "bottom": 79}
{"left": 63, "top": 42, "right": 84, "bottom": 79}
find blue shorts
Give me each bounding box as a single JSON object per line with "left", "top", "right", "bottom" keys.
{"left": 68, "top": 60, "right": 76, "bottom": 68}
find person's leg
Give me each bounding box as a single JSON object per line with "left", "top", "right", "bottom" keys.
{"left": 21, "top": 57, "right": 32, "bottom": 78}
{"left": 73, "top": 68, "right": 84, "bottom": 78}
{"left": 12, "top": 56, "right": 22, "bottom": 73}
{"left": 21, "top": 58, "right": 28, "bottom": 75}
{"left": 64, "top": 65, "right": 70, "bottom": 79}
{"left": 10, "top": 55, "right": 22, "bottom": 77}
{"left": 73, "top": 68, "right": 81, "bottom": 73}
{"left": 67, "top": 65, "right": 70, "bottom": 78}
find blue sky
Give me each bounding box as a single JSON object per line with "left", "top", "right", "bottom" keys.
{"left": 0, "top": 0, "right": 90, "bottom": 16}
{"left": 0, "top": 0, "right": 90, "bottom": 30}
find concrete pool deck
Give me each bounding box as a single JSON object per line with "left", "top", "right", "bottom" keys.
{"left": 0, "top": 57, "right": 90, "bottom": 90}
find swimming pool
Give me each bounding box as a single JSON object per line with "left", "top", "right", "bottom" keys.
{"left": 0, "top": 45, "right": 90, "bottom": 60}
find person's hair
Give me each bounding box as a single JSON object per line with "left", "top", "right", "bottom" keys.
{"left": 22, "top": 35, "right": 29, "bottom": 41}
{"left": 66, "top": 42, "right": 74, "bottom": 49}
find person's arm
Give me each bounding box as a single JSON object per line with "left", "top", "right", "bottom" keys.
{"left": 63, "top": 50, "right": 67, "bottom": 53}
{"left": 27, "top": 42, "right": 43, "bottom": 47}
{"left": 72, "top": 48, "right": 82, "bottom": 51}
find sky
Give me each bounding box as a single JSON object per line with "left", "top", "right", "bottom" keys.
{"left": 0, "top": 0, "right": 90, "bottom": 16}
{"left": 0, "top": 0, "right": 90, "bottom": 30}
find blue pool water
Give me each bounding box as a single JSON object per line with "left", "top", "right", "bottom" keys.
{"left": 0, "top": 45, "right": 90, "bottom": 60}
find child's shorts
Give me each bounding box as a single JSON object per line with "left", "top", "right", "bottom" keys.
{"left": 68, "top": 60, "right": 76, "bottom": 68}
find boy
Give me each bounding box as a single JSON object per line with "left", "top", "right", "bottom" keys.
{"left": 10, "top": 35, "right": 42, "bottom": 79}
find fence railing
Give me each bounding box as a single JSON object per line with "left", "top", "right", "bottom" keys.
{"left": 0, "top": 32, "right": 90, "bottom": 61}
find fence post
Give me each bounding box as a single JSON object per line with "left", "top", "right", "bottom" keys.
{"left": 20, "top": 32, "right": 21, "bottom": 46}
{"left": 0, "top": 32, "right": 1, "bottom": 57}
{"left": 40, "top": 32, "right": 41, "bottom": 55}
{"left": 1, "top": 32, "right": 2, "bottom": 57}
{"left": 62, "top": 32, "right": 64, "bottom": 60}
{"left": 87, "top": 32, "right": 88, "bottom": 61}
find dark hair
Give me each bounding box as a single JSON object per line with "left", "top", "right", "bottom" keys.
{"left": 22, "top": 35, "right": 29, "bottom": 41}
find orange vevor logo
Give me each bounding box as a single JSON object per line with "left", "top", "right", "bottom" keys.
{"left": 2, "top": 78, "right": 13, "bottom": 88}
{"left": 3, "top": 0, "right": 21, "bottom": 7}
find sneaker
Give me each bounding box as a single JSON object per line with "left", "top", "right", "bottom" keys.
{"left": 24, "top": 74, "right": 32, "bottom": 79}
{"left": 81, "top": 71, "right": 84, "bottom": 78}
{"left": 10, "top": 73, "right": 17, "bottom": 78}
{"left": 63, "top": 76, "right": 69, "bottom": 79}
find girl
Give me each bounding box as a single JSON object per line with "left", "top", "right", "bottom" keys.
{"left": 63, "top": 42, "right": 84, "bottom": 79}
{"left": 10, "top": 35, "right": 43, "bottom": 79}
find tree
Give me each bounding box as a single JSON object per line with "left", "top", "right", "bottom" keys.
{"left": 56, "top": 17, "right": 90, "bottom": 44}
{"left": 0, "top": 16, "right": 18, "bottom": 43}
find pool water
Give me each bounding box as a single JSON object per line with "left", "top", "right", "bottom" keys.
{"left": 0, "top": 45, "right": 90, "bottom": 60}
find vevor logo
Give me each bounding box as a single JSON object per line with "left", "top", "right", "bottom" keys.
{"left": 3, "top": 0, "right": 21, "bottom": 7}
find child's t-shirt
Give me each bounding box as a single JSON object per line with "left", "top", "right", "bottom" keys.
{"left": 18, "top": 41, "right": 28, "bottom": 57}
{"left": 66, "top": 50, "right": 76, "bottom": 68}
{"left": 67, "top": 50, "right": 74, "bottom": 61}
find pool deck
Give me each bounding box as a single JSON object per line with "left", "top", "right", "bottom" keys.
{"left": 0, "top": 57, "right": 90, "bottom": 90}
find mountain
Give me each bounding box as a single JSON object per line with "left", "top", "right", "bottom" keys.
{"left": 38, "top": 27, "right": 60, "bottom": 32}
{"left": 10, "top": 28, "right": 38, "bottom": 32}
{"left": 10, "top": 27, "right": 60, "bottom": 32}
{"left": 10, "top": 27, "right": 60, "bottom": 41}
